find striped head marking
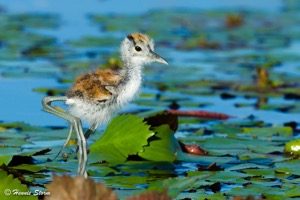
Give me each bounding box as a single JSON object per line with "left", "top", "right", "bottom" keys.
{"left": 121, "top": 33, "right": 168, "bottom": 66}
{"left": 126, "top": 33, "right": 152, "bottom": 49}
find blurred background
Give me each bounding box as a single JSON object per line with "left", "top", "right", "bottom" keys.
{"left": 1, "top": 1, "right": 300, "bottom": 198}
{"left": 0, "top": 0, "right": 299, "bottom": 128}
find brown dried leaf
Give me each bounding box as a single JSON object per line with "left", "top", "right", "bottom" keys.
{"left": 126, "top": 189, "right": 172, "bottom": 200}
{"left": 179, "top": 141, "right": 208, "bottom": 156}
{"left": 226, "top": 14, "right": 243, "bottom": 28}
{"left": 45, "top": 174, "right": 118, "bottom": 200}
{"left": 198, "top": 163, "right": 224, "bottom": 171}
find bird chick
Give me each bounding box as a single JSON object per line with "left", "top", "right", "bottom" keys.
{"left": 66, "top": 33, "right": 167, "bottom": 130}
{"left": 42, "top": 33, "right": 168, "bottom": 177}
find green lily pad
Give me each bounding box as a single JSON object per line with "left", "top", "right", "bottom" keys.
{"left": 226, "top": 184, "right": 282, "bottom": 198}
{"left": 225, "top": 163, "right": 269, "bottom": 171}
{"left": 243, "top": 168, "right": 275, "bottom": 177}
{"left": 89, "top": 114, "right": 154, "bottom": 163}
{"left": 118, "top": 161, "right": 176, "bottom": 176}
{"left": 176, "top": 192, "right": 225, "bottom": 200}
{"left": 275, "top": 160, "right": 300, "bottom": 176}
{"left": 243, "top": 127, "right": 293, "bottom": 137}
{"left": 284, "top": 185, "right": 300, "bottom": 198}
{"left": 207, "top": 171, "right": 252, "bottom": 184}
{"left": 138, "top": 125, "right": 180, "bottom": 162}
{"left": 11, "top": 164, "right": 45, "bottom": 173}
{"left": 247, "top": 145, "right": 284, "bottom": 154}
{"left": 148, "top": 175, "right": 203, "bottom": 197}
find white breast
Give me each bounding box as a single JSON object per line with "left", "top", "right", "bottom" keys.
{"left": 66, "top": 98, "right": 113, "bottom": 126}
{"left": 117, "top": 73, "right": 141, "bottom": 107}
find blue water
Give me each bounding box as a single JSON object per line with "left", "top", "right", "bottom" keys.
{"left": 0, "top": 78, "right": 67, "bottom": 126}
{"left": 0, "top": 0, "right": 283, "bottom": 41}
{"left": 1, "top": 0, "right": 299, "bottom": 127}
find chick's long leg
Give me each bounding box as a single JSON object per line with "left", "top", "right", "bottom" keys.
{"left": 75, "top": 123, "right": 98, "bottom": 154}
{"left": 72, "top": 117, "right": 87, "bottom": 177}
{"left": 42, "top": 96, "right": 87, "bottom": 178}
{"left": 54, "top": 125, "right": 73, "bottom": 160}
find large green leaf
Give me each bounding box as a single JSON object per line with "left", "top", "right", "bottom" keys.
{"left": 0, "top": 169, "right": 37, "bottom": 200}
{"left": 138, "top": 125, "right": 180, "bottom": 162}
{"left": 89, "top": 114, "right": 154, "bottom": 163}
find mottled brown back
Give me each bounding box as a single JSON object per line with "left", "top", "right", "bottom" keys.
{"left": 67, "top": 69, "right": 123, "bottom": 103}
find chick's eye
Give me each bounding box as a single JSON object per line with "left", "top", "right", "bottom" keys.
{"left": 135, "top": 46, "right": 142, "bottom": 52}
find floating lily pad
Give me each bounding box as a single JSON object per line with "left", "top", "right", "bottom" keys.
{"left": 138, "top": 125, "right": 179, "bottom": 162}
{"left": 89, "top": 114, "right": 154, "bottom": 163}
{"left": 243, "top": 126, "right": 293, "bottom": 137}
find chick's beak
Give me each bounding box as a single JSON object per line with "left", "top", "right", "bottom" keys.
{"left": 149, "top": 50, "right": 168, "bottom": 65}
